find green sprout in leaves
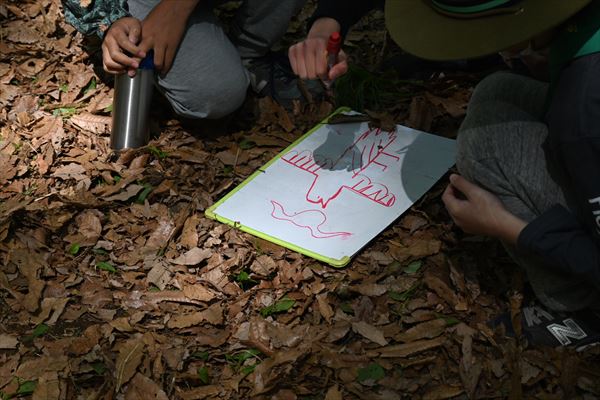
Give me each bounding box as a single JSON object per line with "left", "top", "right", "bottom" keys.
{"left": 68, "top": 243, "right": 80, "bottom": 256}
{"left": 357, "top": 363, "right": 385, "bottom": 384}
{"left": 92, "top": 248, "right": 109, "bottom": 256}
{"left": 59, "top": 83, "right": 68, "bottom": 93}
{"left": 136, "top": 183, "right": 153, "bottom": 204}
{"left": 436, "top": 314, "right": 461, "bottom": 326}
{"left": 226, "top": 349, "right": 261, "bottom": 376}
{"left": 225, "top": 348, "right": 261, "bottom": 364}
{"left": 403, "top": 260, "right": 423, "bottom": 274}
{"left": 389, "top": 282, "right": 421, "bottom": 303}
{"left": 260, "top": 297, "right": 295, "bottom": 317}
{"left": 92, "top": 362, "right": 107, "bottom": 375}
{"left": 22, "top": 323, "right": 49, "bottom": 345}
{"left": 52, "top": 107, "right": 77, "bottom": 117}
{"left": 235, "top": 270, "right": 258, "bottom": 290}
{"left": 190, "top": 351, "right": 210, "bottom": 361}
{"left": 240, "top": 365, "right": 256, "bottom": 376}
{"left": 222, "top": 165, "right": 234, "bottom": 175}
{"left": 32, "top": 324, "right": 49, "bottom": 339}
{"left": 83, "top": 77, "right": 97, "bottom": 94}
{"left": 96, "top": 261, "right": 116, "bottom": 273}
{"left": 339, "top": 303, "right": 354, "bottom": 315}
{"left": 197, "top": 367, "right": 209, "bottom": 384}
{"left": 16, "top": 380, "right": 37, "bottom": 396}
{"left": 147, "top": 146, "right": 168, "bottom": 159}
{"left": 238, "top": 138, "right": 256, "bottom": 150}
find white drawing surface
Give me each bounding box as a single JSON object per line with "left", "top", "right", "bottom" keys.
{"left": 210, "top": 115, "right": 456, "bottom": 264}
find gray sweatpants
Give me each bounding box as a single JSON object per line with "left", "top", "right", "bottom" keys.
{"left": 457, "top": 71, "right": 600, "bottom": 311}
{"left": 128, "top": 0, "right": 305, "bottom": 119}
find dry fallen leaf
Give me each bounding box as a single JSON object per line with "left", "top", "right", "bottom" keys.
{"left": 170, "top": 247, "right": 212, "bottom": 265}
{"left": 352, "top": 321, "right": 388, "bottom": 346}
{"left": 0, "top": 334, "right": 18, "bottom": 349}
{"left": 115, "top": 338, "right": 145, "bottom": 392}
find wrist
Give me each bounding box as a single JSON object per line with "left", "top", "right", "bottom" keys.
{"left": 308, "top": 17, "right": 341, "bottom": 40}
{"left": 494, "top": 210, "right": 527, "bottom": 245}
{"left": 158, "top": 0, "right": 200, "bottom": 19}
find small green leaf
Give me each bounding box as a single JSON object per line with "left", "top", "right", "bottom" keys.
{"left": 92, "top": 362, "right": 106, "bottom": 375}
{"left": 388, "top": 290, "right": 410, "bottom": 302}
{"left": 222, "top": 165, "right": 234, "bottom": 175}
{"left": 83, "top": 77, "right": 97, "bottom": 94}
{"left": 93, "top": 248, "right": 109, "bottom": 256}
{"left": 260, "top": 297, "right": 295, "bottom": 317}
{"left": 403, "top": 260, "right": 423, "bottom": 274}
{"left": 197, "top": 367, "right": 209, "bottom": 384}
{"left": 339, "top": 303, "right": 354, "bottom": 315}
{"left": 96, "top": 261, "right": 116, "bottom": 273}
{"left": 136, "top": 183, "right": 153, "bottom": 204}
{"left": 103, "top": 104, "right": 113, "bottom": 113}
{"left": 389, "top": 283, "right": 420, "bottom": 302}
{"left": 236, "top": 271, "right": 250, "bottom": 282}
{"left": 226, "top": 349, "right": 260, "bottom": 364}
{"left": 357, "top": 363, "right": 385, "bottom": 383}
{"left": 52, "top": 107, "right": 77, "bottom": 117}
{"left": 147, "top": 146, "right": 168, "bottom": 159}
{"left": 191, "top": 351, "right": 209, "bottom": 361}
{"left": 59, "top": 83, "right": 68, "bottom": 93}
{"left": 32, "top": 323, "right": 49, "bottom": 339}
{"left": 17, "top": 380, "right": 37, "bottom": 395}
{"left": 239, "top": 138, "right": 256, "bottom": 150}
{"left": 441, "top": 316, "right": 460, "bottom": 326}
{"left": 240, "top": 365, "right": 256, "bottom": 376}
{"left": 68, "top": 243, "right": 80, "bottom": 255}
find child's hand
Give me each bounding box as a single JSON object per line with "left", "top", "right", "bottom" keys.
{"left": 289, "top": 37, "right": 348, "bottom": 81}
{"left": 442, "top": 174, "right": 526, "bottom": 244}
{"left": 138, "top": 1, "right": 199, "bottom": 75}
{"left": 288, "top": 17, "right": 348, "bottom": 81}
{"left": 102, "top": 17, "right": 146, "bottom": 76}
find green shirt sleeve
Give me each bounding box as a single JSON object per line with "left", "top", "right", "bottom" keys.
{"left": 62, "top": 0, "right": 130, "bottom": 38}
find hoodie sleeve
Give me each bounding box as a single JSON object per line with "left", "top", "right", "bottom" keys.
{"left": 517, "top": 53, "right": 600, "bottom": 290}
{"left": 62, "top": 0, "right": 130, "bottom": 38}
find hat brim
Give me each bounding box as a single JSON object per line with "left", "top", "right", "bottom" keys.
{"left": 385, "top": 0, "right": 591, "bottom": 61}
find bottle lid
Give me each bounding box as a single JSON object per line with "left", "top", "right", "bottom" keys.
{"left": 139, "top": 50, "right": 155, "bottom": 70}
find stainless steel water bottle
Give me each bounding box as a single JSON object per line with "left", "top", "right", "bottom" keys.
{"left": 110, "top": 51, "right": 155, "bottom": 149}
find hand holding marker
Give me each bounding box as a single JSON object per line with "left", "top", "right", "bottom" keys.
{"left": 288, "top": 27, "right": 348, "bottom": 82}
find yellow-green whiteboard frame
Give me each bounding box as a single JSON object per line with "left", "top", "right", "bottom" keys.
{"left": 205, "top": 107, "right": 352, "bottom": 267}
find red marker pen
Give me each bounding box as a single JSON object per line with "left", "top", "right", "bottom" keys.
{"left": 324, "top": 31, "right": 341, "bottom": 89}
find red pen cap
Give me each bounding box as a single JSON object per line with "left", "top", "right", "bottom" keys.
{"left": 327, "top": 32, "right": 341, "bottom": 54}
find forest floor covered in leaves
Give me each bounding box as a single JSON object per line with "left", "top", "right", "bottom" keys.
{"left": 1, "top": 1, "right": 600, "bottom": 399}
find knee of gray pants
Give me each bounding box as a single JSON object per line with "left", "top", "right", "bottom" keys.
{"left": 467, "top": 71, "right": 548, "bottom": 119}
{"left": 128, "top": 0, "right": 250, "bottom": 120}
{"left": 468, "top": 72, "right": 515, "bottom": 106}
{"left": 158, "top": 69, "right": 249, "bottom": 120}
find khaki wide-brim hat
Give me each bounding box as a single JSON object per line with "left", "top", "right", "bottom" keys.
{"left": 385, "top": 0, "right": 591, "bottom": 60}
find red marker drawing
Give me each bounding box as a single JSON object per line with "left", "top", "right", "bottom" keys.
{"left": 324, "top": 31, "right": 341, "bottom": 89}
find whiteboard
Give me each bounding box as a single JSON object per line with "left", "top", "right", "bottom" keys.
{"left": 207, "top": 111, "right": 456, "bottom": 266}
